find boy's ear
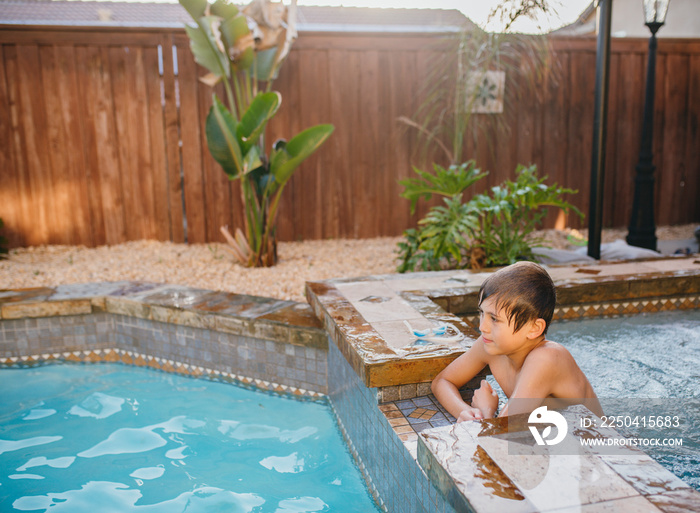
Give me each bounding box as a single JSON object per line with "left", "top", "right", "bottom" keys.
{"left": 526, "top": 318, "right": 547, "bottom": 339}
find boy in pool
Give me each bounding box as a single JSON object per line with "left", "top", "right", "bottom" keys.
{"left": 431, "top": 261, "right": 603, "bottom": 420}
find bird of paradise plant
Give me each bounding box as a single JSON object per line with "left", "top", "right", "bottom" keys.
{"left": 180, "top": 0, "right": 334, "bottom": 267}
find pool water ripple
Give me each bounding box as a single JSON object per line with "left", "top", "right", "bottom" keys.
{"left": 0, "top": 363, "right": 381, "bottom": 512}
{"left": 550, "top": 310, "right": 700, "bottom": 491}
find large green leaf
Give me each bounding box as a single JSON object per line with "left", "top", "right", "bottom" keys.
{"left": 242, "top": 145, "right": 263, "bottom": 175}
{"left": 254, "top": 47, "right": 281, "bottom": 81}
{"left": 219, "top": 14, "right": 255, "bottom": 71}
{"left": 210, "top": 0, "right": 239, "bottom": 19}
{"left": 184, "top": 17, "right": 230, "bottom": 80}
{"left": 179, "top": 0, "right": 207, "bottom": 19}
{"left": 270, "top": 124, "right": 334, "bottom": 185}
{"left": 205, "top": 96, "right": 243, "bottom": 178}
{"left": 399, "top": 160, "right": 487, "bottom": 215}
{"left": 236, "top": 92, "right": 281, "bottom": 155}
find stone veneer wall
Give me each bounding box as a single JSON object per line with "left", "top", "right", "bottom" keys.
{"left": 0, "top": 313, "right": 114, "bottom": 357}
{"left": 0, "top": 313, "right": 328, "bottom": 394}
{"left": 327, "top": 337, "right": 456, "bottom": 513}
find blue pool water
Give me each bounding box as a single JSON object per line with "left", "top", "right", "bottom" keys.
{"left": 0, "top": 363, "right": 381, "bottom": 512}
{"left": 551, "top": 310, "right": 700, "bottom": 490}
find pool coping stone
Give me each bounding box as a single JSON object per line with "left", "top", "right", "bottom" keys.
{"left": 0, "top": 281, "right": 327, "bottom": 350}
{"left": 305, "top": 256, "right": 700, "bottom": 389}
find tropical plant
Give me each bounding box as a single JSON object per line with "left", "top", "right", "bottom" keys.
{"left": 472, "top": 164, "right": 582, "bottom": 267}
{"left": 396, "top": 161, "right": 487, "bottom": 272}
{"left": 180, "top": 0, "right": 334, "bottom": 267}
{"left": 396, "top": 164, "right": 582, "bottom": 272}
{"left": 399, "top": 160, "right": 487, "bottom": 215}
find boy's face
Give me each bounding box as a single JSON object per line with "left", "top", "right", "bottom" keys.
{"left": 478, "top": 296, "right": 537, "bottom": 356}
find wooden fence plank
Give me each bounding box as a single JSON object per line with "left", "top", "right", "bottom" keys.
{"left": 377, "top": 49, "right": 396, "bottom": 236}
{"left": 143, "top": 44, "right": 170, "bottom": 241}
{"left": 160, "top": 35, "right": 185, "bottom": 243}
{"left": 0, "top": 45, "right": 24, "bottom": 247}
{"left": 601, "top": 51, "right": 620, "bottom": 229}
{"left": 55, "top": 44, "right": 94, "bottom": 246}
{"left": 611, "top": 50, "right": 644, "bottom": 230}
{"left": 175, "top": 41, "right": 206, "bottom": 243}
{"left": 358, "top": 49, "right": 381, "bottom": 238}
{"left": 325, "top": 48, "right": 355, "bottom": 240}
{"left": 109, "top": 45, "right": 135, "bottom": 240}
{"left": 41, "top": 44, "right": 72, "bottom": 244}
{"left": 75, "top": 45, "right": 116, "bottom": 246}
{"left": 332, "top": 49, "right": 363, "bottom": 238}
{"left": 306, "top": 49, "right": 334, "bottom": 240}
{"left": 114, "top": 44, "right": 159, "bottom": 240}
{"left": 74, "top": 45, "right": 103, "bottom": 246}
{"left": 684, "top": 55, "right": 700, "bottom": 224}
{"left": 387, "top": 48, "right": 418, "bottom": 236}
{"left": 15, "top": 44, "right": 53, "bottom": 245}
{"left": 564, "top": 50, "right": 595, "bottom": 229}
{"left": 658, "top": 53, "right": 689, "bottom": 227}
{"left": 542, "top": 51, "right": 571, "bottom": 227}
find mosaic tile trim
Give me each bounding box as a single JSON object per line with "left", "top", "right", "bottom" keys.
{"left": 382, "top": 396, "right": 456, "bottom": 439}
{"left": 554, "top": 295, "right": 700, "bottom": 321}
{"left": 462, "top": 294, "right": 700, "bottom": 328}
{"left": 0, "top": 348, "right": 326, "bottom": 401}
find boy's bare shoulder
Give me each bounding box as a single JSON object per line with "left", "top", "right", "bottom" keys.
{"left": 523, "top": 340, "right": 577, "bottom": 370}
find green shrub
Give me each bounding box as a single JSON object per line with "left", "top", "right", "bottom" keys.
{"left": 397, "top": 164, "right": 582, "bottom": 272}
{"left": 399, "top": 160, "right": 487, "bottom": 215}
{"left": 396, "top": 161, "right": 486, "bottom": 272}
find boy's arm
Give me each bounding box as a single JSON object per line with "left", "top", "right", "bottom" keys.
{"left": 431, "top": 339, "right": 490, "bottom": 421}
{"left": 498, "top": 349, "right": 555, "bottom": 417}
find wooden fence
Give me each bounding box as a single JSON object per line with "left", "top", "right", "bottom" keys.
{"left": 1, "top": 26, "right": 698, "bottom": 248}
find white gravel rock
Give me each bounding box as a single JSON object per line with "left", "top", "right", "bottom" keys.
{"left": 1, "top": 225, "right": 695, "bottom": 303}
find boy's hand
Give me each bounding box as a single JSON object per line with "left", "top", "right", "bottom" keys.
{"left": 471, "top": 380, "right": 499, "bottom": 419}
{"left": 456, "top": 406, "right": 486, "bottom": 422}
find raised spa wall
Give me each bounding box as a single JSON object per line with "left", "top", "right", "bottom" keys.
{"left": 2, "top": 256, "right": 700, "bottom": 513}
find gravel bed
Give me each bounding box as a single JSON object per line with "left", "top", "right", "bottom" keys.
{"left": 1, "top": 225, "right": 696, "bottom": 303}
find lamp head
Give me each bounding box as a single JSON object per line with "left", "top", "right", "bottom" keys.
{"left": 643, "top": 0, "right": 670, "bottom": 30}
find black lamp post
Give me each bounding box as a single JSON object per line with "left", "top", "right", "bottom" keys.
{"left": 627, "top": 0, "right": 670, "bottom": 251}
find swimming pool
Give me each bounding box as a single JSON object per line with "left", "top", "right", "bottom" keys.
{"left": 4, "top": 261, "right": 699, "bottom": 512}
{"left": 484, "top": 309, "right": 700, "bottom": 491}
{"left": 0, "top": 363, "right": 381, "bottom": 512}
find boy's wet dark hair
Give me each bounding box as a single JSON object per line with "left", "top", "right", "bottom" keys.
{"left": 478, "top": 261, "right": 556, "bottom": 334}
